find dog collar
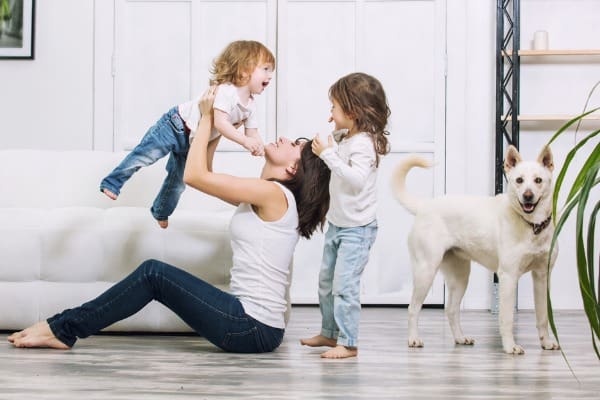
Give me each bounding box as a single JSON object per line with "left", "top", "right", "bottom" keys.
{"left": 525, "top": 215, "right": 552, "bottom": 235}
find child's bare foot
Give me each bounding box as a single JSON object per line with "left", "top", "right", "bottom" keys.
{"left": 101, "top": 188, "right": 118, "bottom": 200}
{"left": 300, "top": 335, "right": 337, "bottom": 348}
{"left": 9, "top": 321, "right": 70, "bottom": 349}
{"left": 320, "top": 345, "right": 357, "bottom": 359}
{"left": 157, "top": 219, "right": 168, "bottom": 229}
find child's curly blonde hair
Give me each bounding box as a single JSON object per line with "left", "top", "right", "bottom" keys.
{"left": 210, "top": 40, "right": 275, "bottom": 86}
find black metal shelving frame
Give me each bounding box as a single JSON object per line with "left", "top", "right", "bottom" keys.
{"left": 495, "top": 0, "right": 520, "bottom": 187}
{"left": 493, "top": 0, "right": 520, "bottom": 312}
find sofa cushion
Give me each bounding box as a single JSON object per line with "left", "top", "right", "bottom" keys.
{"left": 0, "top": 150, "right": 235, "bottom": 332}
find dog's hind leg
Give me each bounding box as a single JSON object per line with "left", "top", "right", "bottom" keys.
{"left": 440, "top": 253, "right": 474, "bottom": 345}
{"left": 407, "top": 256, "right": 442, "bottom": 348}
{"left": 407, "top": 220, "right": 450, "bottom": 348}
{"left": 531, "top": 268, "right": 559, "bottom": 350}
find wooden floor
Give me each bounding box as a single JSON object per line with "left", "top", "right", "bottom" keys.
{"left": 2, "top": 307, "right": 599, "bottom": 399}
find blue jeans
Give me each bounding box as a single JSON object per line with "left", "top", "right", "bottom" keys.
{"left": 318, "top": 221, "right": 378, "bottom": 347}
{"left": 99, "top": 107, "right": 190, "bottom": 221}
{"left": 47, "top": 259, "right": 284, "bottom": 353}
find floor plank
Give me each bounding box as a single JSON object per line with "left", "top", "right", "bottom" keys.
{"left": 2, "top": 307, "right": 599, "bottom": 399}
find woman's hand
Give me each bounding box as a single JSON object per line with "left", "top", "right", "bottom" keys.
{"left": 198, "top": 85, "right": 217, "bottom": 117}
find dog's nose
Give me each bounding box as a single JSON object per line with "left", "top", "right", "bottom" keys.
{"left": 523, "top": 190, "right": 534, "bottom": 202}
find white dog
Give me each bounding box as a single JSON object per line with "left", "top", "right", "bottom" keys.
{"left": 392, "top": 145, "right": 560, "bottom": 355}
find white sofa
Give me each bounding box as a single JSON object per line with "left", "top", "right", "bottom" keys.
{"left": 0, "top": 150, "right": 236, "bottom": 332}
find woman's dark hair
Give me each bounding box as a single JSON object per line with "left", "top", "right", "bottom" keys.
{"left": 329, "top": 72, "right": 391, "bottom": 167}
{"left": 275, "top": 140, "right": 330, "bottom": 239}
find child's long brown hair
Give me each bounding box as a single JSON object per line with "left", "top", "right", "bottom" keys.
{"left": 329, "top": 72, "right": 390, "bottom": 166}
{"left": 210, "top": 40, "right": 275, "bottom": 86}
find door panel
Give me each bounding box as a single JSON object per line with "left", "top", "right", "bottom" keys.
{"left": 114, "top": 0, "right": 191, "bottom": 150}
{"left": 114, "top": 0, "right": 274, "bottom": 151}
{"left": 279, "top": 0, "right": 446, "bottom": 304}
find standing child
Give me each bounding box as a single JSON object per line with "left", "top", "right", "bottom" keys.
{"left": 300, "top": 72, "right": 390, "bottom": 359}
{"left": 100, "top": 40, "right": 274, "bottom": 228}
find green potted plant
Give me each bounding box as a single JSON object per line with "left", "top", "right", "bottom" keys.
{"left": 546, "top": 96, "right": 600, "bottom": 359}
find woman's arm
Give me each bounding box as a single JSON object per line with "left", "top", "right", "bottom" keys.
{"left": 183, "top": 88, "right": 288, "bottom": 221}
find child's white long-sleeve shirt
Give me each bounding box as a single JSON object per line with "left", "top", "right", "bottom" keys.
{"left": 319, "top": 132, "right": 378, "bottom": 228}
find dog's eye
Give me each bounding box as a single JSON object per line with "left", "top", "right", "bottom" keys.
{"left": 535, "top": 177, "right": 542, "bottom": 184}
{"left": 516, "top": 177, "right": 523, "bottom": 184}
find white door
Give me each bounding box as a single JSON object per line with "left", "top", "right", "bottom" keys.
{"left": 103, "top": 0, "right": 447, "bottom": 305}
{"left": 112, "top": 0, "right": 276, "bottom": 151}
{"left": 278, "top": 0, "right": 447, "bottom": 304}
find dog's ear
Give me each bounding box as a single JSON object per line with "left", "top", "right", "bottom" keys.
{"left": 537, "top": 145, "right": 554, "bottom": 172}
{"left": 504, "top": 145, "right": 521, "bottom": 173}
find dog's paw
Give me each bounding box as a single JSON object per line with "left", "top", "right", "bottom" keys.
{"left": 540, "top": 339, "right": 560, "bottom": 351}
{"left": 408, "top": 337, "right": 424, "bottom": 348}
{"left": 454, "top": 336, "right": 475, "bottom": 346}
{"left": 504, "top": 344, "right": 525, "bottom": 355}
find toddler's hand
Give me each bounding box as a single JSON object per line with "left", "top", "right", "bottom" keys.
{"left": 244, "top": 136, "right": 264, "bottom": 157}
{"left": 251, "top": 147, "right": 264, "bottom": 157}
{"left": 311, "top": 134, "right": 333, "bottom": 156}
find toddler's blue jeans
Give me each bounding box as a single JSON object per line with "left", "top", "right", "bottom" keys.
{"left": 99, "top": 107, "right": 189, "bottom": 221}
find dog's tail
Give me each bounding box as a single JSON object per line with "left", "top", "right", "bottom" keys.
{"left": 391, "top": 155, "right": 433, "bottom": 215}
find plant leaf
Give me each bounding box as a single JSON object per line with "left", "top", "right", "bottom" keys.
{"left": 575, "top": 164, "right": 600, "bottom": 358}
{"left": 586, "top": 198, "right": 599, "bottom": 312}
{"left": 565, "top": 140, "right": 600, "bottom": 206}
{"left": 547, "top": 107, "right": 600, "bottom": 146}
{"left": 552, "top": 130, "right": 600, "bottom": 221}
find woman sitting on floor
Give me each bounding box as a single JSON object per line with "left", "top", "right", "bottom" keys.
{"left": 8, "top": 86, "right": 331, "bottom": 353}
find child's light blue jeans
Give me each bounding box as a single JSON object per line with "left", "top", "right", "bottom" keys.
{"left": 318, "top": 220, "right": 378, "bottom": 347}
{"left": 99, "top": 107, "right": 189, "bottom": 221}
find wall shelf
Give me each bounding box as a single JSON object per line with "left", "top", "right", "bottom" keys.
{"left": 502, "top": 114, "right": 600, "bottom": 121}
{"left": 503, "top": 49, "right": 600, "bottom": 57}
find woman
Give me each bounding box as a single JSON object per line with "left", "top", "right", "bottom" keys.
{"left": 8, "top": 87, "right": 331, "bottom": 353}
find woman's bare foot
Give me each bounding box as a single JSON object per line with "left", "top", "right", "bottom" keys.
{"left": 7, "top": 331, "right": 22, "bottom": 343}
{"left": 157, "top": 219, "right": 168, "bottom": 229}
{"left": 321, "top": 345, "right": 357, "bottom": 359}
{"left": 101, "top": 188, "right": 118, "bottom": 200}
{"left": 8, "top": 321, "right": 70, "bottom": 349}
{"left": 300, "top": 335, "right": 337, "bottom": 348}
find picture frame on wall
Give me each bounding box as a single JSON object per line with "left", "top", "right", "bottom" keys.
{"left": 0, "top": 0, "right": 35, "bottom": 59}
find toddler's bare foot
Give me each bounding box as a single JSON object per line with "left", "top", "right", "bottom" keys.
{"left": 300, "top": 335, "right": 337, "bottom": 348}
{"left": 9, "top": 321, "right": 70, "bottom": 349}
{"left": 321, "top": 345, "right": 357, "bottom": 359}
{"left": 101, "top": 188, "right": 118, "bottom": 200}
{"left": 158, "top": 219, "right": 168, "bottom": 229}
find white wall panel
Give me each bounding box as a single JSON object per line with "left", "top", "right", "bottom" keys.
{"left": 114, "top": 0, "right": 192, "bottom": 150}
{"left": 0, "top": 0, "right": 94, "bottom": 150}
{"left": 114, "top": 0, "right": 275, "bottom": 151}
{"left": 191, "top": 1, "right": 275, "bottom": 149}
{"left": 363, "top": 1, "right": 437, "bottom": 144}
{"left": 277, "top": 1, "right": 356, "bottom": 139}
{"left": 280, "top": 0, "right": 447, "bottom": 304}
